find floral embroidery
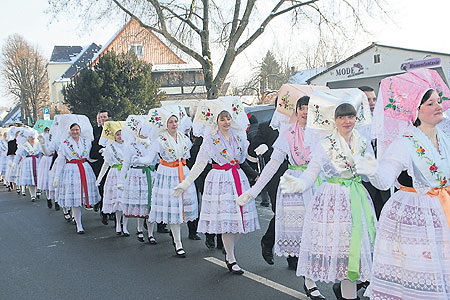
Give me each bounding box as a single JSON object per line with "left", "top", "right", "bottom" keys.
{"left": 236, "top": 136, "right": 241, "bottom": 142}
{"left": 148, "top": 111, "right": 163, "bottom": 128}
{"left": 231, "top": 101, "right": 243, "bottom": 115}
{"left": 278, "top": 92, "right": 294, "bottom": 111}
{"left": 220, "top": 149, "right": 228, "bottom": 158}
{"left": 127, "top": 117, "right": 141, "bottom": 133}
{"left": 64, "top": 138, "right": 88, "bottom": 159}
{"left": 131, "top": 143, "right": 142, "bottom": 157}
{"left": 103, "top": 127, "right": 112, "bottom": 138}
{"left": 110, "top": 144, "right": 123, "bottom": 163}
{"left": 407, "top": 135, "right": 447, "bottom": 188}
{"left": 384, "top": 78, "right": 412, "bottom": 115}
{"left": 212, "top": 138, "right": 220, "bottom": 145}
{"left": 326, "top": 135, "right": 356, "bottom": 174}
{"left": 312, "top": 104, "right": 330, "bottom": 125}
{"left": 200, "top": 106, "right": 215, "bottom": 124}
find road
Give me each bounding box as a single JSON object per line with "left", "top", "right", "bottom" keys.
{"left": 0, "top": 186, "right": 369, "bottom": 300}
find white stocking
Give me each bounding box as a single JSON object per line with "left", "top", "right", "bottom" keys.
{"left": 146, "top": 220, "right": 155, "bottom": 237}
{"left": 28, "top": 186, "right": 37, "bottom": 197}
{"left": 72, "top": 206, "right": 83, "bottom": 232}
{"left": 122, "top": 216, "right": 129, "bottom": 234}
{"left": 170, "top": 224, "right": 182, "bottom": 250}
{"left": 115, "top": 211, "right": 123, "bottom": 233}
{"left": 137, "top": 218, "right": 144, "bottom": 233}
{"left": 222, "top": 233, "right": 236, "bottom": 263}
{"left": 21, "top": 185, "right": 25, "bottom": 194}
{"left": 341, "top": 280, "right": 357, "bottom": 299}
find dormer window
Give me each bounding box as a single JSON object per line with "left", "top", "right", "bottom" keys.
{"left": 130, "top": 44, "right": 144, "bottom": 57}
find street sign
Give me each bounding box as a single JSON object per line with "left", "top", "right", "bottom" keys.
{"left": 43, "top": 108, "right": 50, "bottom": 115}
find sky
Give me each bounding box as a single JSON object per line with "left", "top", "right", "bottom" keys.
{"left": 1, "top": 0, "right": 450, "bottom": 107}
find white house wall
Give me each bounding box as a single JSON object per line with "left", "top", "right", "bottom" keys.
{"left": 309, "top": 45, "right": 450, "bottom": 93}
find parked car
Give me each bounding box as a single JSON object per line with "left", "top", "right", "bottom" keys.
{"left": 244, "top": 104, "right": 275, "bottom": 141}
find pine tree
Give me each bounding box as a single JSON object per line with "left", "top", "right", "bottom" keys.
{"left": 63, "top": 51, "right": 164, "bottom": 122}
{"left": 258, "top": 51, "right": 289, "bottom": 91}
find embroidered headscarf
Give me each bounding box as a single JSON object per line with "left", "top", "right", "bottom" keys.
{"left": 121, "top": 115, "right": 149, "bottom": 144}
{"left": 52, "top": 114, "right": 94, "bottom": 145}
{"left": 99, "top": 121, "right": 125, "bottom": 147}
{"left": 373, "top": 68, "right": 450, "bottom": 155}
{"left": 270, "top": 84, "right": 328, "bottom": 131}
{"left": 192, "top": 96, "right": 248, "bottom": 138}
{"left": 33, "top": 120, "right": 53, "bottom": 134}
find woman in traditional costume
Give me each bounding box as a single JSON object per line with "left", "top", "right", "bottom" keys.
{"left": 96, "top": 121, "right": 127, "bottom": 236}
{"left": 12, "top": 128, "right": 41, "bottom": 201}
{"left": 174, "top": 97, "right": 259, "bottom": 271}
{"left": 37, "top": 126, "right": 56, "bottom": 208}
{"left": 237, "top": 90, "right": 326, "bottom": 299}
{"left": 0, "top": 128, "right": 9, "bottom": 185}
{"left": 360, "top": 69, "right": 450, "bottom": 300}
{"left": 146, "top": 105, "right": 198, "bottom": 258}
{"left": 53, "top": 115, "right": 100, "bottom": 234}
{"left": 118, "top": 115, "right": 157, "bottom": 240}
{"left": 5, "top": 126, "right": 21, "bottom": 192}
{"left": 280, "top": 89, "right": 376, "bottom": 300}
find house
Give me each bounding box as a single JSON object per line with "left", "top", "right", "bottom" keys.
{"left": 0, "top": 104, "right": 22, "bottom": 126}
{"left": 289, "top": 67, "right": 327, "bottom": 85}
{"left": 48, "top": 44, "right": 101, "bottom": 108}
{"left": 307, "top": 43, "right": 450, "bottom": 93}
{"left": 89, "top": 18, "right": 206, "bottom": 101}
{"left": 48, "top": 18, "right": 207, "bottom": 110}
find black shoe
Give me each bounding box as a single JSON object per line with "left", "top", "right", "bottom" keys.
{"left": 137, "top": 231, "right": 145, "bottom": 242}
{"left": 93, "top": 203, "right": 100, "bottom": 212}
{"left": 357, "top": 281, "right": 369, "bottom": 291}
{"left": 287, "top": 256, "right": 298, "bottom": 270}
{"left": 303, "top": 281, "right": 326, "bottom": 300}
{"left": 261, "top": 240, "right": 274, "bottom": 265}
{"left": 175, "top": 248, "right": 186, "bottom": 258}
{"left": 47, "top": 199, "right": 52, "bottom": 209}
{"left": 225, "top": 260, "right": 244, "bottom": 275}
{"left": 54, "top": 202, "right": 60, "bottom": 211}
{"left": 157, "top": 223, "right": 169, "bottom": 233}
{"left": 63, "top": 212, "right": 71, "bottom": 222}
{"left": 101, "top": 213, "right": 108, "bottom": 225}
{"left": 148, "top": 236, "right": 157, "bottom": 245}
{"left": 188, "top": 233, "right": 201, "bottom": 240}
{"left": 31, "top": 197, "right": 36, "bottom": 202}
{"left": 205, "top": 235, "right": 215, "bottom": 249}
{"left": 109, "top": 214, "right": 115, "bottom": 221}
{"left": 77, "top": 229, "right": 85, "bottom": 234}
{"left": 36, "top": 191, "right": 41, "bottom": 199}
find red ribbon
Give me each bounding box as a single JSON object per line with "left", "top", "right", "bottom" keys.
{"left": 212, "top": 163, "right": 245, "bottom": 232}
{"left": 66, "top": 159, "right": 90, "bottom": 208}
{"left": 26, "top": 155, "right": 39, "bottom": 185}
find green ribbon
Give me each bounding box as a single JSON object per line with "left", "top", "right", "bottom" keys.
{"left": 325, "top": 176, "right": 376, "bottom": 282}
{"left": 132, "top": 165, "right": 156, "bottom": 214}
{"left": 111, "top": 164, "right": 122, "bottom": 171}
{"left": 288, "top": 164, "right": 323, "bottom": 187}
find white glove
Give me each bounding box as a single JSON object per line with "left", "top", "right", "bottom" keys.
{"left": 99, "top": 148, "right": 105, "bottom": 154}
{"left": 173, "top": 181, "right": 190, "bottom": 197}
{"left": 37, "top": 135, "right": 45, "bottom": 145}
{"left": 131, "top": 156, "right": 144, "bottom": 165}
{"left": 95, "top": 179, "right": 101, "bottom": 186}
{"left": 136, "top": 137, "right": 150, "bottom": 147}
{"left": 53, "top": 177, "right": 59, "bottom": 188}
{"left": 117, "top": 183, "right": 124, "bottom": 190}
{"left": 280, "top": 173, "right": 306, "bottom": 194}
{"left": 354, "top": 153, "right": 377, "bottom": 178}
{"left": 236, "top": 192, "right": 254, "bottom": 206}
{"left": 254, "top": 144, "right": 269, "bottom": 156}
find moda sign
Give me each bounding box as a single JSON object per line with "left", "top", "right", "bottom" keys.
{"left": 335, "top": 63, "right": 364, "bottom": 78}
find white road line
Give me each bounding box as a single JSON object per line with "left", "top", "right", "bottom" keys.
{"left": 204, "top": 257, "right": 308, "bottom": 299}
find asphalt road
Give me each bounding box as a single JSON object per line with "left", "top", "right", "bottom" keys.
{"left": 0, "top": 185, "right": 369, "bottom": 300}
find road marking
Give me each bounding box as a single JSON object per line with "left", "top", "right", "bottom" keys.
{"left": 204, "top": 257, "right": 308, "bottom": 299}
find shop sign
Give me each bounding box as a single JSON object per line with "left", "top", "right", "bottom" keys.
{"left": 400, "top": 57, "right": 440, "bottom": 71}
{"left": 335, "top": 63, "right": 364, "bottom": 78}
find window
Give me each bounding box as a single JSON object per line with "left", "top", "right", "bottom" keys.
{"left": 374, "top": 54, "right": 381, "bottom": 64}
{"left": 130, "top": 44, "right": 144, "bottom": 57}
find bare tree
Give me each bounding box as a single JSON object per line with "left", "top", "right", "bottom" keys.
{"left": 47, "top": 0, "right": 386, "bottom": 99}
{"left": 1, "top": 34, "right": 49, "bottom": 124}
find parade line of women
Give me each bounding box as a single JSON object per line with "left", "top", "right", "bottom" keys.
{"left": 0, "top": 68, "right": 449, "bottom": 300}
